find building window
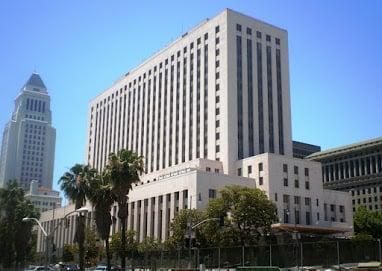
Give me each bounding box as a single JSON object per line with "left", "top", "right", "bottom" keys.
{"left": 283, "top": 178, "right": 288, "bottom": 186}
{"left": 256, "top": 31, "right": 261, "bottom": 38}
{"left": 306, "top": 212, "right": 311, "bottom": 225}
{"left": 246, "top": 27, "right": 252, "bottom": 35}
{"left": 215, "top": 25, "right": 220, "bottom": 33}
{"left": 236, "top": 24, "right": 242, "bottom": 31}
{"left": 209, "top": 189, "right": 217, "bottom": 199}
{"left": 275, "top": 38, "right": 280, "bottom": 45}
{"left": 215, "top": 168, "right": 219, "bottom": 173}
{"left": 248, "top": 165, "right": 252, "bottom": 174}
{"left": 294, "top": 196, "right": 300, "bottom": 205}
{"left": 294, "top": 179, "right": 299, "bottom": 188}
{"left": 305, "top": 181, "right": 310, "bottom": 190}
{"left": 283, "top": 194, "right": 290, "bottom": 204}
{"left": 259, "top": 163, "right": 263, "bottom": 172}
{"left": 259, "top": 177, "right": 263, "bottom": 185}
{"left": 294, "top": 166, "right": 298, "bottom": 174}
{"left": 237, "top": 168, "right": 242, "bottom": 176}
{"left": 305, "top": 197, "right": 311, "bottom": 206}
{"left": 275, "top": 193, "right": 278, "bottom": 201}
{"left": 283, "top": 164, "right": 288, "bottom": 173}
{"left": 266, "top": 34, "right": 271, "bottom": 42}
{"left": 206, "top": 167, "right": 211, "bottom": 172}
{"left": 305, "top": 168, "right": 309, "bottom": 176}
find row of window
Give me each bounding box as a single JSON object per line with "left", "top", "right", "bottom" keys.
{"left": 353, "top": 196, "right": 382, "bottom": 204}
{"left": 25, "top": 114, "right": 45, "bottom": 121}
{"left": 235, "top": 33, "right": 285, "bottom": 158}
{"left": 26, "top": 98, "right": 46, "bottom": 113}
{"left": 238, "top": 163, "right": 310, "bottom": 176}
{"left": 91, "top": 27, "right": 222, "bottom": 172}
{"left": 323, "top": 154, "right": 382, "bottom": 182}
{"left": 235, "top": 23, "right": 281, "bottom": 45}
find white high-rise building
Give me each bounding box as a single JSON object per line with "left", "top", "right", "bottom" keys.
{"left": 86, "top": 9, "right": 292, "bottom": 176}
{"left": 0, "top": 73, "right": 56, "bottom": 190}
{"left": 37, "top": 9, "right": 352, "bottom": 253}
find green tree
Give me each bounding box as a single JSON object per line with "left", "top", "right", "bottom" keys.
{"left": 110, "top": 230, "right": 138, "bottom": 262}
{"left": 85, "top": 227, "right": 100, "bottom": 266}
{"left": 201, "top": 185, "right": 277, "bottom": 247}
{"left": 87, "top": 173, "right": 116, "bottom": 271}
{"left": 137, "top": 237, "right": 160, "bottom": 269}
{"left": 105, "top": 149, "right": 143, "bottom": 269}
{"left": 354, "top": 206, "right": 382, "bottom": 238}
{"left": 62, "top": 244, "right": 77, "bottom": 262}
{"left": 0, "top": 180, "right": 40, "bottom": 268}
{"left": 167, "top": 209, "right": 204, "bottom": 249}
{"left": 59, "top": 164, "right": 96, "bottom": 271}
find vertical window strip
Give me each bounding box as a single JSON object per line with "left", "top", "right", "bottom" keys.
{"left": 157, "top": 72, "right": 162, "bottom": 170}
{"left": 182, "top": 58, "right": 187, "bottom": 163}
{"left": 145, "top": 79, "right": 151, "bottom": 174}
{"left": 266, "top": 45, "right": 274, "bottom": 153}
{"left": 196, "top": 48, "right": 201, "bottom": 158}
{"left": 127, "top": 91, "right": 131, "bottom": 151}
{"left": 141, "top": 82, "right": 146, "bottom": 158}
{"left": 236, "top": 36, "right": 243, "bottom": 159}
{"left": 135, "top": 85, "right": 141, "bottom": 154}
{"left": 276, "top": 48, "right": 284, "bottom": 155}
{"left": 93, "top": 110, "right": 99, "bottom": 169}
{"left": 189, "top": 52, "right": 194, "bottom": 161}
{"left": 169, "top": 64, "right": 174, "bottom": 166}
{"left": 162, "top": 68, "right": 168, "bottom": 169}
{"left": 151, "top": 75, "right": 157, "bottom": 172}
{"left": 247, "top": 39, "right": 254, "bottom": 156}
{"left": 175, "top": 61, "right": 180, "bottom": 164}
{"left": 257, "top": 42, "right": 264, "bottom": 153}
{"left": 131, "top": 89, "right": 136, "bottom": 151}
{"left": 203, "top": 44, "right": 208, "bottom": 158}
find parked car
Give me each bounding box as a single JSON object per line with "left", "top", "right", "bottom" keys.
{"left": 24, "top": 267, "right": 54, "bottom": 271}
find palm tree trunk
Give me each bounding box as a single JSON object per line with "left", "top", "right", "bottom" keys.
{"left": 105, "top": 238, "right": 111, "bottom": 271}
{"left": 77, "top": 215, "right": 86, "bottom": 271}
{"left": 119, "top": 202, "right": 128, "bottom": 270}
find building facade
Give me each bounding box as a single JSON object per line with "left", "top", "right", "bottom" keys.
{"left": 86, "top": 8, "right": 293, "bottom": 176}
{"left": 25, "top": 180, "right": 62, "bottom": 213}
{"left": 293, "top": 140, "right": 321, "bottom": 159}
{"left": 37, "top": 9, "right": 352, "bottom": 253}
{"left": 0, "top": 73, "right": 56, "bottom": 190}
{"left": 307, "top": 137, "right": 382, "bottom": 213}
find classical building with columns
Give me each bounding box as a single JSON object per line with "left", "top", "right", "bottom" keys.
{"left": 37, "top": 9, "right": 353, "bottom": 254}
{"left": 307, "top": 137, "right": 382, "bottom": 213}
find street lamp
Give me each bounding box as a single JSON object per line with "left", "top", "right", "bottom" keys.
{"left": 22, "top": 206, "right": 90, "bottom": 269}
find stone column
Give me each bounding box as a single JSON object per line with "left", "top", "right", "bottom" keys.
{"left": 133, "top": 201, "right": 139, "bottom": 239}
{"left": 162, "top": 194, "right": 169, "bottom": 241}
{"left": 154, "top": 196, "right": 160, "bottom": 239}
{"left": 147, "top": 197, "right": 153, "bottom": 237}
{"left": 170, "top": 193, "right": 176, "bottom": 221}
{"left": 139, "top": 199, "right": 146, "bottom": 242}
{"left": 179, "top": 190, "right": 185, "bottom": 210}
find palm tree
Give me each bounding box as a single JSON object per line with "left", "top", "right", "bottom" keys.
{"left": 59, "top": 164, "right": 95, "bottom": 271}
{"left": 104, "top": 149, "right": 143, "bottom": 269}
{"left": 87, "top": 173, "right": 116, "bottom": 271}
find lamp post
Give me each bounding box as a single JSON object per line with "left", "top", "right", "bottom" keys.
{"left": 23, "top": 206, "right": 90, "bottom": 269}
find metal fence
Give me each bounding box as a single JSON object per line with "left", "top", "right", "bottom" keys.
{"left": 127, "top": 240, "right": 382, "bottom": 269}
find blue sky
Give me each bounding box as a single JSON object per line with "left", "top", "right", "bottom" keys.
{"left": 1, "top": 1, "right": 381, "bottom": 194}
